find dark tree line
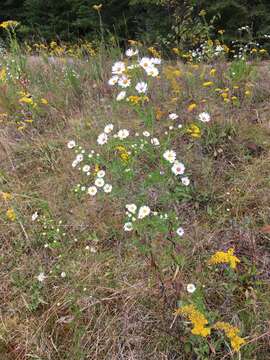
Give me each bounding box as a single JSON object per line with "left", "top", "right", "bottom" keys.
{"left": 1, "top": 0, "right": 270, "bottom": 46}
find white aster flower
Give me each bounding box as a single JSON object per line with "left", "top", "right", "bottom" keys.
{"left": 97, "top": 133, "right": 108, "bottom": 145}
{"left": 97, "top": 170, "right": 106, "bottom": 178}
{"left": 145, "top": 65, "right": 159, "bottom": 77}
{"left": 198, "top": 112, "right": 211, "bottom": 122}
{"left": 169, "top": 113, "right": 179, "bottom": 120}
{"left": 176, "top": 227, "right": 184, "bottom": 237}
{"left": 118, "top": 75, "right": 131, "bottom": 88}
{"left": 103, "top": 184, "right": 112, "bottom": 193}
{"left": 143, "top": 131, "right": 150, "bottom": 137}
{"left": 163, "top": 150, "right": 177, "bottom": 163}
{"left": 126, "top": 203, "right": 137, "bottom": 214}
{"left": 108, "top": 75, "right": 118, "bottom": 86}
{"left": 181, "top": 177, "right": 190, "bottom": 186}
{"left": 61, "top": 272, "right": 66, "bottom": 278}
{"left": 117, "top": 129, "right": 129, "bottom": 140}
{"left": 95, "top": 178, "right": 105, "bottom": 188}
{"left": 67, "top": 140, "right": 76, "bottom": 149}
{"left": 139, "top": 57, "right": 152, "bottom": 70}
{"left": 138, "top": 205, "right": 151, "bottom": 219}
{"left": 82, "top": 165, "right": 90, "bottom": 173}
{"left": 76, "top": 154, "right": 83, "bottom": 162}
{"left": 187, "top": 283, "right": 196, "bottom": 293}
{"left": 88, "top": 186, "right": 97, "bottom": 196}
{"left": 171, "top": 161, "right": 185, "bottom": 175}
{"left": 104, "top": 123, "right": 114, "bottom": 134}
{"left": 116, "top": 90, "right": 126, "bottom": 101}
{"left": 150, "top": 138, "right": 160, "bottom": 146}
{"left": 135, "top": 81, "right": 148, "bottom": 93}
{"left": 32, "top": 211, "right": 38, "bottom": 221}
{"left": 125, "top": 48, "right": 138, "bottom": 57}
{"left": 112, "top": 61, "right": 126, "bottom": 75}
{"left": 37, "top": 272, "right": 46, "bottom": 282}
{"left": 72, "top": 160, "right": 78, "bottom": 168}
{"left": 124, "top": 222, "right": 133, "bottom": 231}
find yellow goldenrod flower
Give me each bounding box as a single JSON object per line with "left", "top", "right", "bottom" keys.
{"left": 148, "top": 47, "right": 161, "bottom": 58}
{"left": 127, "top": 95, "right": 149, "bottom": 105}
{"left": 210, "top": 68, "right": 216, "bottom": 76}
{"left": 19, "top": 96, "right": 34, "bottom": 105}
{"left": 208, "top": 248, "right": 240, "bottom": 269}
{"left": 0, "top": 68, "right": 6, "bottom": 82}
{"left": 155, "top": 108, "right": 165, "bottom": 121}
{"left": 214, "top": 321, "right": 246, "bottom": 352}
{"left": 175, "top": 304, "right": 211, "bottom": 337}
{"left": 186, "top": 124, "right": 201, "bottom": 138}
{"left": 41, "top": 98, "right": 48, "bottom": 105}
{"left": 188, "top": 103, "right": 197, "bottom": 112}
{"left": 6, "top": 208, "right": 16, "bottom": 221}
{"left": 203, "top": 81, "right": 214, "bottom": 87}
{"left": 199, "top": 9, "right": 206, "bottom": 17}
{"left": 172, "top": 48, "right": 181, "bottom": 56}
{"left": 116, "top": 145, "right": 129, "bottom": 162}
{"left": 1, "top": 192, "right": 13, "bottom": 201}
{"left": 251, "top": 48, "right": 257, "bottom": 53}
{"left": 93, "top": 4, "right": 102, "bottom": 11}
{"left": 0, "top": 20, "right": 19, "bottom": 30}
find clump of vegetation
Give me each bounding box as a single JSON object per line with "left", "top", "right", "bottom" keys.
{"left": 0, "top": 14, "right": 270, "bottom": 360}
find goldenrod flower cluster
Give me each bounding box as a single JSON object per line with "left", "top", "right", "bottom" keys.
{"left": 6, "top": 208, "right": 16, "bottom": 221}
{"left": 214, "top": 321, "right": 246, "bottom": 351}
{"left": 126, "top": 95, "right": 149, "bottom": 105}
{"left": 175, "top": 304, "right": 211, "bottom": 337}
{"left": 115, "top": 145, "right": 129, "bottom": 162}
{"left": 0, "top": 20, "right": 19, "bottom": 30}
{"left": 186, "top": 124, "right": 201, "bottom": 138}
{"left": 208, "top": 248, "right": 240, "bottom": 269}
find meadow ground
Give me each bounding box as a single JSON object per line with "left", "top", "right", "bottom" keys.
{"left": 0, "top": 47, "right": 270, "bottom": 360}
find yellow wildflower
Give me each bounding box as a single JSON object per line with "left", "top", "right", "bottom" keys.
{"left": 19, "top": 96, "right": 34, "bottom": 105}
{"left": 210, "top": 68, "right": 216, "bottom": 76}
{"left": 251, "top": 48, "right": 257, "bottom": 53}
{"left": 93, "top": 4, "right": 102, "bottom": 11}
{"left": 245, "top": 90, "right": 251, "bottom": 96}
{"left": 199, "top": 9, "right": 206, "bottom": 17}
{"left": 172, "top": 48, "right": 181, "bottom": 56}
{"left": 0, "top": 20, "right": 19, "bottom": 30}
{"left": 188, "top": 103, "right": 197, "bottom": 112}
{"left": 208, "top": 248, "right": 240, "bottom": 269}
{"left": 218, "top": 29, "right": 225, "bottom": 35}
{"left": 155, "top": 108, "right": 165, "bottom": 121}
{"left": 186, "top": 124, "right": 201, "bottom": 138}
{"left": 41, "top": 98, "right": 48, "bottom": 105}
{"left": 259, "top": 49, "right": 267, "bottom": 54}
{"left": 127, "top": 95, "right": 149, "bottom": 105}
{"left": 1, "top": 192, "right": 13, "bottom": 201}
{"left": 6, "top": 208, "right": 16, "bottom": 221}
{"left": 203, "top": 81, "right": 214, "bottom": 87}
{"left": 0, "top": 68, "right": 6, "bottom": 82}
{"left": 116, "top": 145, "right": 129, "bottom": 162}
{"left": 175, "top": 304, "right": 211, "bottom": 337}
{"left": 214, "top": 321, "right": 246, "bottom": 352}
{"left": 148, "top": 47, "right": 161, "bottom": 58}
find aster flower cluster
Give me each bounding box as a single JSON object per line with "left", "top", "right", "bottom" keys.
{"left": 108, "top": 49, "right": 161, "bottom": 102}
{"left": 67, "top": 140, "right": 112, "bottom": 197}
{"left": 163, "top": 150, "right": 190, "bottom": 186}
